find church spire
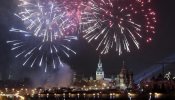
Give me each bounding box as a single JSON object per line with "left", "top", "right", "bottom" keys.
{"left": 96, "top": 56, "right": 104, "bottom": 80}
{"left": 98, "top": 56, "right": 102, "bottom": 68}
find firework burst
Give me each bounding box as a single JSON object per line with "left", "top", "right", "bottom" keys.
{"left": 12, "top": 0, "right": 79, "bottom": 42}
{"left": 80, "top": 0, "right": 156, "bottom": 55}
{"left": 7, "top": 36, "right": 77, "bottom": 72}
{"left": 8, "top": 0, "right": 79, "bottom": 71}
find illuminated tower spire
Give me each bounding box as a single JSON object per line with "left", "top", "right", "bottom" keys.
{"left": 96, "top": 57, "right": 104, "bottom": 80}
{"left": 98, "top": 57, "right": 102, "bottom": 68}
{"left": 119, "top": 60, "right": 128, "bottom": 90}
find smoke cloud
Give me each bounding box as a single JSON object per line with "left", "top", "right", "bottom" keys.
{"left": 10, "top": 63, "right": 74, "bottom": 88}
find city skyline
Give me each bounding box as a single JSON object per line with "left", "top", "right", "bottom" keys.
{"left": 0, "top": 0, "right": 174, "bottom": 80}
{"left": 0, "top": 0, "right": 175, "bottom": 99}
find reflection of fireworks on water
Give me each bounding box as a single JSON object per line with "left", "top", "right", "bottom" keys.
{"left": 80, "top": 0, "right": 156, "bottom": 55}
{"left": 7, "top": 36, "right": 77, "bottom": 72}
{"left": 8, "top": 0, "right": 79, "bottom": 71}
{"left": 11, "top": 0, "right": 79, "bottom": 42}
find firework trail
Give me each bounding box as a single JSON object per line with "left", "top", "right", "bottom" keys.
{"left": 11, "top": 0, "right": 79, "bottom": 41}
{"left": 80, "top": 0, "right": 156, "bottom": 55}
{"left": 7, "top": 36, "right": 77, "bottom": 72}
{"left": 8, "top": 0, "right": 79, "bottom": 71}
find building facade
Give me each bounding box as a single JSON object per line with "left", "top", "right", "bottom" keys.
{"left": 95, "top": 59, "right": 134, "bottom": 90}
{"left": 72, "top": 58, "right": 134, "bottom": 90}
{"left": 96, "top": 58, "right": 104, "bottom": 80}
{"left": 116, "top": 62, "right": 134, "bottom": 90}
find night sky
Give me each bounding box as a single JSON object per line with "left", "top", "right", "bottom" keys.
{"left": 0, "top": 0, "right": 175, "bottom": 80}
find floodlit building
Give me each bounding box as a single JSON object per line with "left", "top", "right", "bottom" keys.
{"left": 115, "top": 62, "right": 134, "bottom": 90}
{"left": 96, "top": 58, "right": 104, "bottom": 80}
{"left": 95, "top": 58, "right": 134, "bottom": 90}
{"left": 72, "top": 58, "right": 134, "bottom": 90}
